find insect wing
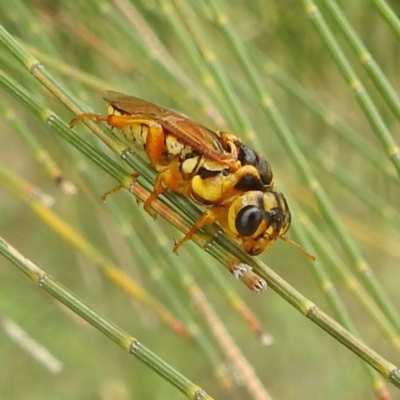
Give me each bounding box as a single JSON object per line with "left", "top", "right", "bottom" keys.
{"left": 104, "top": 91, "right": 234, "bottom": 164}
{"left": 105, "top": 91, "right": 167, "bottom": 117}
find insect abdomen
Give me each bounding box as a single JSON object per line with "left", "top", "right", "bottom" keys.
{"left": 107, "top": 105, "right": 148, "bottom": 150}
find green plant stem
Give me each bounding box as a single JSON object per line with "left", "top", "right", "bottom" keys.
{"left": 0, "top": 237, "right": 215, "bottom": 400}
{"left": 302, "top": 0, "right": 400, "bottom": 177}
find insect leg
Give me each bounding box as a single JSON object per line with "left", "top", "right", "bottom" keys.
{"left": 70, "top": 113, "right": 146, "bottom": 129}
{"left": 143, "top": 172, "right": 166, "bottom": 219}
{"left": 144, "top": 166, "right": 192, "bottom": 218}
{"left": 101, "top": 185, "right": 123, "bottom": 201}
{"left": 173, "top": 209, "right": 218, "bottom": 254}
{"left": 100, "top": 172, "right": 140, "bottom": 202}
{"left": 143, "top": 169, "right": 180, "bottom": 219}
{"left": 144, "top": 123, "right": 165, "bottom": 168}
{"left": 69, "top": 113, "right": 108, "bottom": 127}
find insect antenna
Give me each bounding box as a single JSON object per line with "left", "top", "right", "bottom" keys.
{"left": 280, "top": 235, "right": 316, "bottom": 261}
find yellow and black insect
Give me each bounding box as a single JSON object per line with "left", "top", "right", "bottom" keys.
{"left": 71, "top": 91, "right": 313, "bottom": 258}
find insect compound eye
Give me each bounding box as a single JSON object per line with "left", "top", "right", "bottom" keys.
{"left": 235, "top": 205, "right": 263, "bottom": 237}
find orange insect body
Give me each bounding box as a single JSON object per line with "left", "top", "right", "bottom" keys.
{"left": 71, "top": 91, "right": 311, "bottom": 258}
